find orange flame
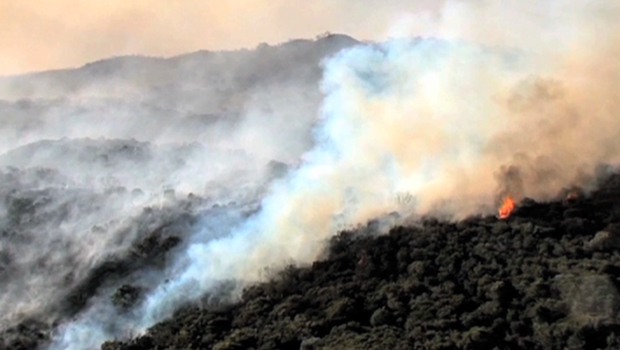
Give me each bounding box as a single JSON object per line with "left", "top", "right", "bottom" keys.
{"left": 498, "top": 196, "right": 515, "bottom": 219}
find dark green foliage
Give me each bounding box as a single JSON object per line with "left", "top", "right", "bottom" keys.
{"left": 97, "top": 174, "right": 620, "bottom": 350}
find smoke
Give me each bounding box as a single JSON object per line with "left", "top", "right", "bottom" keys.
{"left": 0, "top": 38, "right": 338, "bottom": 345}
{"left": 3, "top": 0, "right": 616, "bottom": 349}
{"left": 0, "top": 140, "right": 276, "bottom": 330}
{"left": 0, "top": 35, "right": 359, "bottom": 336}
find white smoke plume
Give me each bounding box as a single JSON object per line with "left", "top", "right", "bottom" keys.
{"left": 14, "top": 0, "right": 620, "bottom": 349}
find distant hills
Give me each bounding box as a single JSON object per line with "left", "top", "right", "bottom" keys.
{"left": 0, "top": 34, "right": 360, "bottom": 158}
{"left": 0, "top": 34, "right": 359, "bottom": 103}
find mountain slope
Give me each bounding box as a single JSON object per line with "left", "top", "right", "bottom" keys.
{"left": 0, "top": 34, "right": 359, "bottom": 101}
{"left": 0, "top": 34, "right": 360, "bottom": 160}
{"left": 93, "top": 173, "right": 620, "bottom": 350}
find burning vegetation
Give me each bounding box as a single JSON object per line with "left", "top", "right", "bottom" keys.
{"left": 92, "top": 171, "right": 620, "bottom": 350}
{"left": 498, "top": 196, "right": 516, "bottom": 219}
{"left": 2, "top": 0, "right": 620, "bottom": 346}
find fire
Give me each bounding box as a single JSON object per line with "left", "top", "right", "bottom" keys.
{"left": 498, "top": 196, "right": 515, "bottom": 219}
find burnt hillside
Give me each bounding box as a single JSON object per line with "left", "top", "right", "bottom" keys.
{"left": 91, "top": 173, "right": 620, "bottom": 350}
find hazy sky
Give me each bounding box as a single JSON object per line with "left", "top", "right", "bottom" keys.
{"left": 0, "top": 0, "right": 448, "bottom": 75}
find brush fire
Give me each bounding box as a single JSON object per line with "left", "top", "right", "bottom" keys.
{"left": 498, "top": 196, "right": 516, "bottom": 219}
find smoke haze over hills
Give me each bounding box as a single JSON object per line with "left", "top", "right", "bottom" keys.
{"left": 0, "top": 1, "right": 619, "bottom": 349}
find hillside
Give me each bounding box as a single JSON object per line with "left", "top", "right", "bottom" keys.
{"left": 1, "top": 31, "right": 620, "bottom": 350}
{"left": 0, "top": 34, "right": 359, "bottom": 100}
{"left": 0, "top": 34, "right": 359, "bottom": 159}
{"left": 89, "top": 172, "right": 620, "bottom": 350}
{"left": 0, "top": 35, "right": 365, "bottom": 350}
{"left": 5, "top": 170, "right": 620, "bottom": 349}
